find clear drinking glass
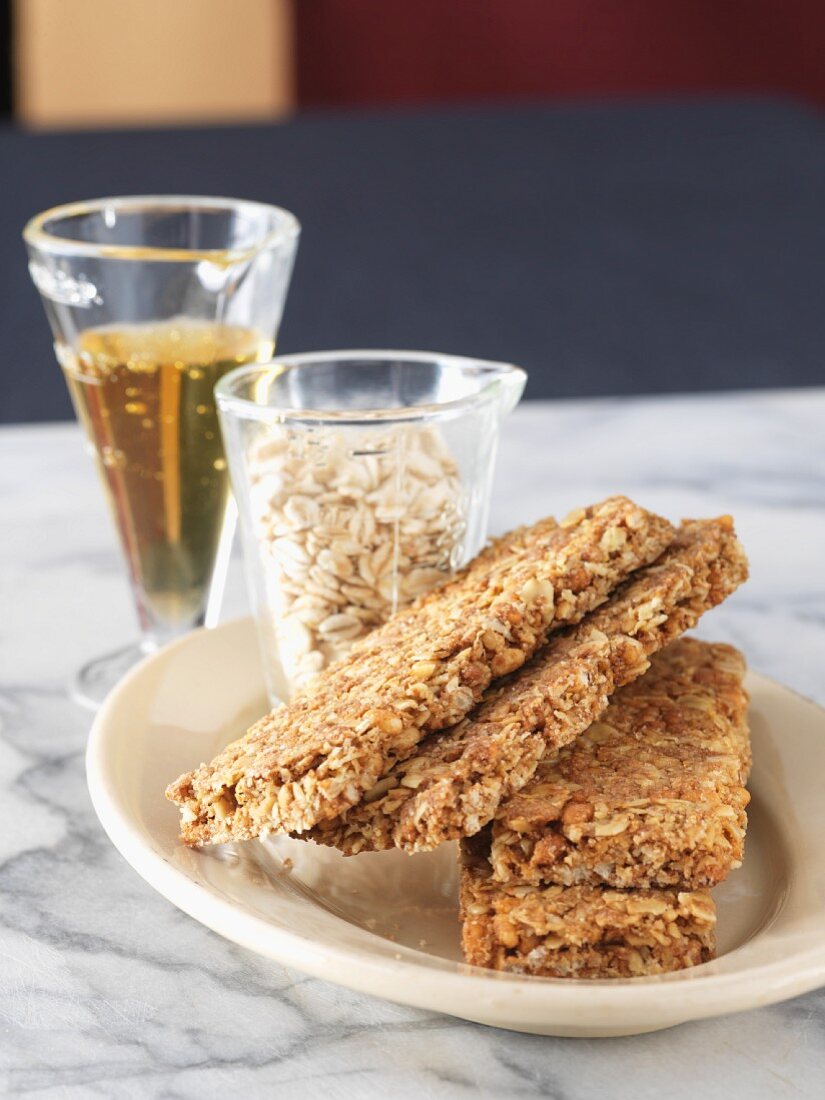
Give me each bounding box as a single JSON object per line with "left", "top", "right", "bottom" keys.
{"left": 216, "top": 351, "right": 526, "bottom": 704}
{"left": 24, "top": 196, "right": 300, "bottom": 709}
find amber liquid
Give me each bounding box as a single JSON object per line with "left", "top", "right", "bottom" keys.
{"left": 62, "top": 319, "right": 272, "bottom": 633}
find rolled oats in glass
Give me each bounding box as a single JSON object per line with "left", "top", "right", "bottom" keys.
{"left": 247, "top": 425, "right": 466, "bottom": 690}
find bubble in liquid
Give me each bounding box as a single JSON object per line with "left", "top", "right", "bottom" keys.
{"left": 125, "top": 401, "right": 148, "bottom": 415}
{"left": 195, "top": 404, "right": 209, "bottom": 415}
{"left": 213, "top": 457, "right": 227, "bottom": 471}
{"left": 125, "top": 386, "right": 140, "bottom": 397}
{"left": 101, "top": 446, "right": 127, "bottom": 469}
{"left": 189, "top": 368, "right": 204, "bottom": 380}
{"left": 141, "top": 418, "right": 154, "bottom": 429}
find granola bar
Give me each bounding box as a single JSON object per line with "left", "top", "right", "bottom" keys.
{"left": 167, "top": 497, "right": 673, "bottom": 844}
{"left": 460, "top": 834, "right": 716, "bottom": 978}
{"left": 490, "top": 638, "right": 751, "bottom": 889}
{"left": 310, "top": 516, "right": 748, "bottom": 855}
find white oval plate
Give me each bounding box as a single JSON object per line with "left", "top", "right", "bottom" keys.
{"left": 87, "top": 618, "right": 825, "bottom": 1037}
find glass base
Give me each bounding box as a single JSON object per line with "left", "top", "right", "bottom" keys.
{"left": 70, "top": 642, "right": 153, "bottom": 712}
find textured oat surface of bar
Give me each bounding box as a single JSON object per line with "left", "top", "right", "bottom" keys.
{"left": 310, "top": 517, "right": 748, "bottom": 855}
{"left": 167, "top": 497, "right": 674, "bottom": 844}
{"left": 490, "top": 637, "right": 751, "bottom": 889}
{"left": 460, "top": 835, "right": 716, "bottom": 978}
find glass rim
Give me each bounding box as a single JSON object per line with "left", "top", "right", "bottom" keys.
{"left": 214, "top": 350, "right": 527, "bottom": 426}
{"left": 22, "top": 194, "right": 301, "bottom": 263}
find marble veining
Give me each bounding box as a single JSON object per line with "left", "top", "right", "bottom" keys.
{"left": 1, "top": 391, "right": 824, "bottom": 1098}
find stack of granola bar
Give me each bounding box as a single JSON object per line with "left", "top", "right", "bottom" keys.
{"left": 459, "top": 637, "right": 750, "bottom": 977}
{"left": 166, "top": 495, "right": 750, "bottom": 980}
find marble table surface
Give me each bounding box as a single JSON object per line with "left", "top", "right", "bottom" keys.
{"left": 2, "top": 390, "right": 824, "bottom": 1099}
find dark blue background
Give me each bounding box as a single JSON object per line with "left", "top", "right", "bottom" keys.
{"left": 2, "top": 98, "right": 823, "bottom": 423}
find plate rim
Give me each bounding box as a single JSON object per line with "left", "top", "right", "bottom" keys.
{"left": 86, "top": 616, "right": 825, "bottom": 1029}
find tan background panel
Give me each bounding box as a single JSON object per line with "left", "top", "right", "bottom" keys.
{"left": 14, "top": 0, "right": 295, "bottom": 129}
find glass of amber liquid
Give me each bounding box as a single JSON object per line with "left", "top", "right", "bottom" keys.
{"left": 24, "top": 196, "right": 300, "bottom": 709}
